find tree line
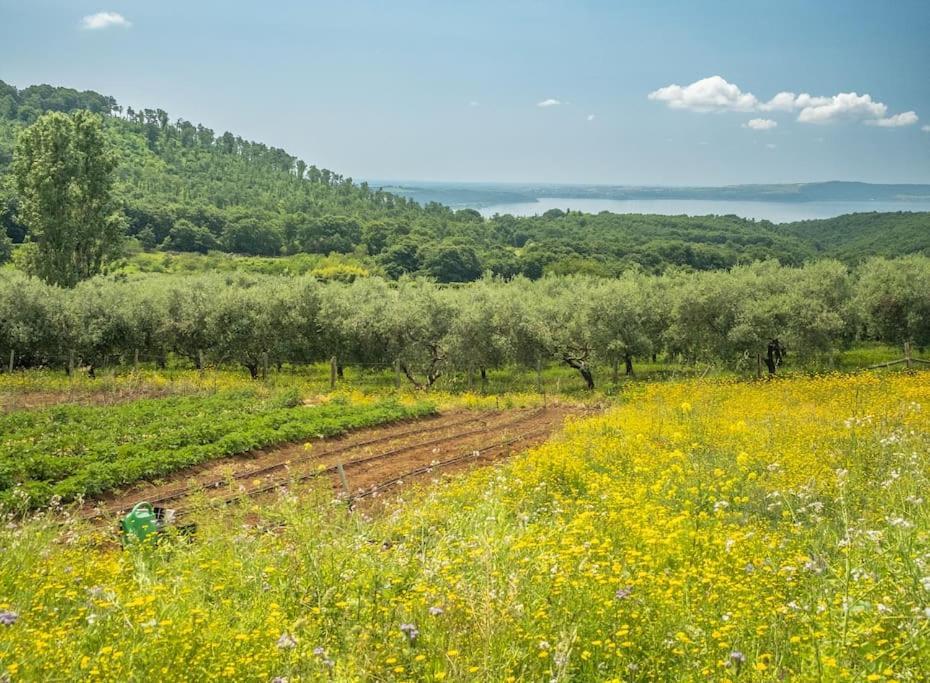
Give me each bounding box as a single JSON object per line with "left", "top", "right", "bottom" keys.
{"left": 1, "top": 256, "right": 927, "bottom": 388}
{"left": 3, "top": 82, "right": 929, "bottom": 286}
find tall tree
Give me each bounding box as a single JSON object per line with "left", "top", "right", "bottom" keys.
{"left": 12, "top": 110, "right": 123, "bottom": 287}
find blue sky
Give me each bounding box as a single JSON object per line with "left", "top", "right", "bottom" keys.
{"left": 1, "top": 0, "right": 929, "bottom": 185}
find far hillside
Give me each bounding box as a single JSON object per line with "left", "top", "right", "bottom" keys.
{"left": 2, "top": 80, "right": 929, "bottom": 281}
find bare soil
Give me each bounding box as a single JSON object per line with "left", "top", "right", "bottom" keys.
{"left": 86, "top": 403, "right": 588, "bottom": 520}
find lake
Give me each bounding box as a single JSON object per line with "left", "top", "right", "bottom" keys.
{"left": 477, "top": 197, "right": 930, "bottom": 223}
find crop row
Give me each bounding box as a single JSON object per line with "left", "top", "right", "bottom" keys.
{"left": 0, "top": 390, "right": 435, "bottom": 509}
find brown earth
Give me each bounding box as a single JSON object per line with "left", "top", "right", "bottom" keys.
{"left": 0, "top": 387, "right": 180, "bottom": 412}
{"left": 86, "top": 403, "right": 589, "bottom": 521}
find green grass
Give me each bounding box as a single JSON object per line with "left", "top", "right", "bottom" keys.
{"left": 114, "top": 249, "right": 377, "bottom": 278}
{"left": 0, "top": 389, "right": 434, "bottom": 509}
{"left": 1, "top": 343, "right": 923, "bottom": 408}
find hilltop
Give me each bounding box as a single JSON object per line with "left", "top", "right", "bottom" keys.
{"left": 1, "top": 81, "right": 929, "bottom": 281}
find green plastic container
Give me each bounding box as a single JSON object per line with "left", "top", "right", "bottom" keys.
{"left": 120, "top": 502, "right": 159, "bottom": 545}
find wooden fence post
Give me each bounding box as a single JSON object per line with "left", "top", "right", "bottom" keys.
{"left": 536, "top": 357, "right": 543, "bottom": 393}
{"left": 336, "top": 463, "right": 350, "bottom": 497}
{"left": 905, "top": 341, "right": 913, "bottom": 370}
{"left": 330, "top": 356, "right": 337, "bottom": 389}
{"left": 262, "top": 351, "right": 269, "bottom": 380}
{"left": 7, "top": 349, "right": 13, "bottom": 374}
{"left": 68, "top": 350, "right": 75, "bottom": 377}
{"left": 394, "top": 358, "right": 401, "bottom": 388}
{"left": 198, "top": 349, "right": 205, "bottom": 372}
{"left": 133, "top": 349, "right": 139, "bottom": 370}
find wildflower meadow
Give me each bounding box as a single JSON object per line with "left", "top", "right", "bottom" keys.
{"left": 2, "top": 372, "right": 930, "bottom": 681}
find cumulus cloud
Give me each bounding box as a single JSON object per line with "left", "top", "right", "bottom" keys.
{"left": 796, "top": 92, "right": 887, "bottom": 123}
{"left": 744, "top": 118, "right": 777, "bottom": 130}
{"left": 648, "top": 76, "right": 757, "bottom": 112}
{"left": 80, "top": 11, "right": 131, "bottom": 30}
{"left": 758, "top": 91, "right": 801, "bottom": 112}
{"left": 650, "top": 76, "right": 918, "bottom": 127}
{"left": 537, "top": 98, "right": 560, "bottom": 108}
{"left": 866, "top": 111, "right": 919, "bottom": 127}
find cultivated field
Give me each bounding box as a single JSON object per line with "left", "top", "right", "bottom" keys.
{"left": 2, "top": 371, "right": 929, "bottom": 680}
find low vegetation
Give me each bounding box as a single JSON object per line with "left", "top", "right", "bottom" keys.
{"left": 1, "top": 373, "right": 928, "bottom": 679}
{"left": 0, "top": 390, "right": 434, "bottom": 509}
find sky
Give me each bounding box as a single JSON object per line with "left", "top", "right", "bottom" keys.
{"left": 1, "top": 0, "right": 929, "bottom": 186}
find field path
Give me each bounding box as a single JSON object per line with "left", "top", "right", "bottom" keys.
{"left": 85, "top": 403, "right": 587, "bottom": 519}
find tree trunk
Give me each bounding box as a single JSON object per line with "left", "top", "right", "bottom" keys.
{"left": 764, "top": 355, "right": 777, "bottom": 375}
{"left": 562, "top": 355, "right": 595, "bottom": 390}
{"left": 245, "top": 362, "right": 259, "bottom": 379}
{"left": 766, "top": 339, "right": 784, "bottom": 376}
{"left": 399, "top": 362, "right": 424, "bottom": 390}
{"left": 624, "top": 353, "right": 635, "bottom": 377}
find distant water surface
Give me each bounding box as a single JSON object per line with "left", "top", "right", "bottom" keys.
{"left": 477, "top": 198, "right": 930, "bottom": 222}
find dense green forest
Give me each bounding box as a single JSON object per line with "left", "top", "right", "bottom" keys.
{"left": 2, "top": 80, "right": 930, "bottom": 282}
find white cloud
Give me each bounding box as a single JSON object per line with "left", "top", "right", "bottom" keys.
{"left": 765, "top": 143, "right": 777, "bottom": 149}
{"left": 744, "top": 118, "right": 777, "bottom": 130}
{"left": 759, "top": 91, "right": 799, "bottom": 112}
{"left": 923, "top": 125, "right": 930, "bottom": 132}
{"left": 866, "top": 111, "right": 919, "bottom": 127}
{"left": 537, "top": 98, "right": 560, "bottom": 108}
{"left": 80, "top": 11, "right": 131, "bottom": 30}
{"left": 586, "top": 114, "right": 595, "bottom": 121}
{"left": 650, "top": 76, "right": 918, "bottom": 128}
{"left": 648, "top": 76, "right": 758, "bottom": 112}
{"left": 759, "top": 92, "right": 832, "bottom": 112}
{"left": 797, "top": 92, "right": 887, "bottom": 124}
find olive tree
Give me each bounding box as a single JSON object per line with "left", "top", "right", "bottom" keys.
{"left": 854, "top": 255, "right": 930, "bottom": 348}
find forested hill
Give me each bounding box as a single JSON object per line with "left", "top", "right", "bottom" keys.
{"left": 1, "top": 80, "right": 929, "bottom": 281}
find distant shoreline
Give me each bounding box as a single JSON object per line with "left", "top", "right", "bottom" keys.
{"left": 369, "top": 180, "right": 930, "bottom": 209}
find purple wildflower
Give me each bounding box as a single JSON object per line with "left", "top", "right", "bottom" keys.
{"left": 399, "top": 623, "right": 420, "bottom": 641}
{"left": 0, "top": 611, "right": 17, "bottom": 626}
{"left": 428, "top": 606, "right": 444, "bottom": 616}
{"left": 614, "top": 587, "right": 633, "bottom": 600}
{"left": 277, "top": 633, "right": 297, "bottom": 649}
{"left": 729, "top": 651, "right": 746, "bottom": 668}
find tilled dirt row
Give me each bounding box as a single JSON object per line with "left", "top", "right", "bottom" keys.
{"left": 89, "top": 404, "right": 585, "bottom": 519}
